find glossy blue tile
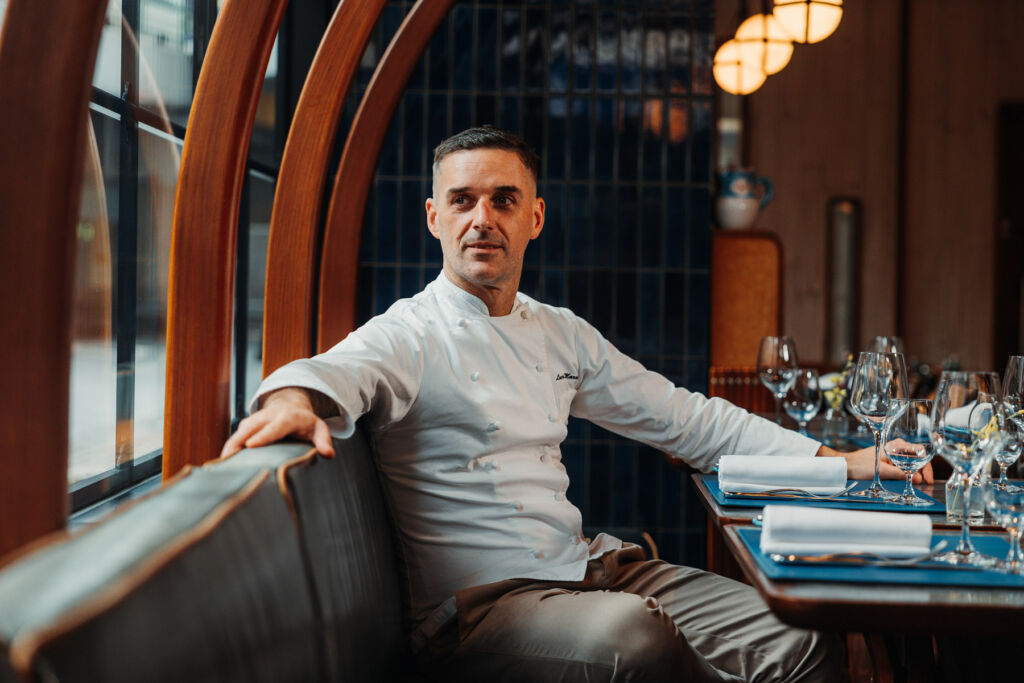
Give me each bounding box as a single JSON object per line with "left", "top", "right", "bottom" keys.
{"left": 669, "top": 11, "right": 692, "bottom": 94}
{"left": 568, "top": 270, "right": 590, "bottom": 320}
{"left": 376, "top": 180, "right": 398, "bottom": 262}
{"left": 591, "top": 268, "right": 613, "bottom": 334}
{"left": 547, "top": 98, "right": 567, "bottom": 180}
{"left": 374, "top": 266, "right": 396, "bottom": 316}
{"left": 356, "top": 265, "right": 373, "bottom": 325}
{"left": 544, "top": 270, "right": 566, "bottom": 307}
{"left": 568, "top": 183, "right": 591, "bottom": 264}
{"left": 618, "top": 100, "right": 640, "bottom": 180}
{"left": 591, "top": 187, "right": 615, "bottom": 267}
{"left": 658, "top": 463, "right": 683, "bottom": 529}
{"left": 400, "top": 180, "right": 423, "bottom": 263}
{"left": 639, "top": 272, "right": 660, "bottom": 356}
{"left": 563, "top": 441, "right": 586, "bottom": 501}
{"left": 688, "top": 187, "right": 711, "bottom": 269}
{"left": 567, "top": 417, "right": 588, "bottom": 440}
{"left": 660, "top": 355, "right": 685, "bottom": 387}
{"left": 500, "top": 96, "right": 520, "bottom": 132}
{"left": 400, "top": 266, "right": 421, "bottom": 300}
{"left": 475, "top": 94, "right": 496, "bottom": 125}
{"left": 588, "top": 442, "right": 612, "bottom": 526}
{"left": 544, "top": 183, "right": 566, "bottom": 267}
{"left": 662, "top": 273, "right": 685, "bottom": 355}
{"left": 687, "top": 272, "right": 710, "bottom": 357}
{"left": 360, "top": 184, "right": 376, "bottom": 262}
{"left": 643, "top": 101, "right": 664, "bottom": 182}
{"left": 379, "top": 117, "right": 400, "bottom": 176}
{"left": 452, "top": 7, "right": 473, "bottom": 90}
{"left": 644, "top": 21, "right": 667, "bottom": 94}
{"left": 402, "top": 93, "right": 424, "bottom": 176}
{"left": 691, "top": 99, "right": 712, "bottom": 183}
{"left": 687, "top": 358, "right": 709, "bottom": 395}
{"left": 425, "top": 234, "right": 443, "bottom": 267}
{"left": 616, "top": 184, "right": 638, "bottom": 267}
{"left": 596, "top": 11, "right": 617, "bottom": 92}
{"left": 501, "top": 8, "right": 521, "bottom": 92}
{"left": 613, "top": 442, "right": 636, "bottom": 526}
{"left": 427, "top": 94, "right": 447, "bottom": 150}
{"left": 665, "top": 182, "right": 687, "bottom": 268}
{"left": 641, "top": 185, "right": 663, "bottom": 267}
{"left": 692, "top": 14, "right": 714, "bottom": 96}
{"left": 519, "top": 266, "right": 540, "bottom": 298}
{"left": 523, "top": 95, "right": 545, "bottom": 159}
{"left": 614, "top": 271, "right": 636, "bottom": 354}
{"left": 573, "top": 9, "right": 594, "bottom": 91}
{"left": 594, "top": 98, "right": 615, "bottom": 180}
{"left": 477, "top": 8, "right": 498, "bottom": 90}
{"left": 636, "top": 448, "right": 660, "bottom": 528}
{"left": 526, "top": 8, "right": 546, "bottom": 91}
{"left": 620, "top": 11, "right": 641, "bottom": 94}
{"left": 571, "top": 99, "right": 591, "bottom": 180}
{"left": 550, "top": 9, "right": 570, "bottom": 93}
{"left": 667, "top": 97, "right": 689, "bottom": 182}
{"left": 451, "top": 94, "right": 472, "bottom": 138}
{"left": 427, "top": 15, "right": 449, "bottom": 90}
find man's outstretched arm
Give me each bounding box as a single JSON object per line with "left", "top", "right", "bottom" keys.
{"left": 220, "top": 386, "right": 338, "bottom": 458}
{"left": 817, "top": 443, "right": 934, "bottom": 484}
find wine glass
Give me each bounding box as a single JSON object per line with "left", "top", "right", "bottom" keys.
{"left": 757, "top": 336, "right": 799, "bottom": 425}
{"left": 848, "top": 352, "right": 909, "bottom": 500}
{"left": 982, "top": 455, "right": 1024, "bottom": 573}
{"left": 869, "top": 335, "right": 905, "bottom": 355}
{"left": 883, "top": 398, "right": 935, "bottom": 505}
{"left": 1000, "top": 355, "right": 1024, "bottom": 491}
{"left": 783, "top": 368, "right": 821, "bottom": 435}
{"left": 929, "top": 370, "right": 1003, "bottom": 566}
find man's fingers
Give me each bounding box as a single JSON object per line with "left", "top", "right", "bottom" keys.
{"left": 311, "top": 419, "right": 336, "bottom": 458}
{"left": 220, "top": 413, "right": 271, "bottom": 457}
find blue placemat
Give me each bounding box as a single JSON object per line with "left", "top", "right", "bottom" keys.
{"left": 842, "top": 433, "right": 875, "bottom": 449}
{"left": 737, "top": 527, "right": 1024, "bottom": 588}
{"left": 703, "top": 474, "right": 945, "bottom": 514}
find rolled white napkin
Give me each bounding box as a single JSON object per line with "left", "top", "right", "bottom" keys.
{"left": 718, "top": 455, "right": 848, "bottom": 494}
{"left": 760, "top": 505, "right": 933, "bottom": 557}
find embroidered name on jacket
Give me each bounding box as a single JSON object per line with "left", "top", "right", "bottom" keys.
{"left": 555, "top": 372, "right": 579, "bottom": 381}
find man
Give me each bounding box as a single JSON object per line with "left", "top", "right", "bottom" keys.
{"left": 223, "top": 126, "right": 928, "bottom": 681}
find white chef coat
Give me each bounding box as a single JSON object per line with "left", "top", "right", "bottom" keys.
{"left": 254, "top": 272, "right": 819, "bottom": 640}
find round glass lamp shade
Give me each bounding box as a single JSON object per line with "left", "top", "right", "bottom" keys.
{"left": 735, "top": 13, "right": 794, "bottom": 75}
{"left": 713, "top": 40, "right": 767, "bottom": 95}
{"left": 773, "top": 0, "right": 843, "bottom": 44}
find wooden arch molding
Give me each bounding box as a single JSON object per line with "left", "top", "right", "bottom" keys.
{"left": 317, "top": 0, "right": 458, "bottom": 351}
{"left": 162, "top": 0, "right": 288, "bottom": 479}
{"left": 261, "top": 0, "right": 389, "bottom": 377}
{"left": 0, "top": 0, "right": 108, "bottom": 557}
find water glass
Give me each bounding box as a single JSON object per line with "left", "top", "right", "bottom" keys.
{"left": 848, "top": 352, "right": 909, "bottom": 500}
{"left": 883, "top": 398, "right": 935, "bottom": 505}
{"left": 757, "top": 336, "right": 799, "bottom": 425}
{"left": 869, "top": 335, "right": 905, "bottom": 355}
{"left": 982, "top": 456, "right": 1024, "bottom": 573}
{"left": 783, "top": 368, "right": 821, "bottom": 435}
{"left": 930, "top": 370, "right": 1003, "bottom": 566}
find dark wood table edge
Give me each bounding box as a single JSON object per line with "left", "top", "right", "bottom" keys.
{"left": 720, "top": 524, "right": 1024, "bottom": 636}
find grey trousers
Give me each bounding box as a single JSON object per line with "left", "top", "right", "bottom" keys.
{"left": 418, "top": 545, "right": 842, "bottom": 682}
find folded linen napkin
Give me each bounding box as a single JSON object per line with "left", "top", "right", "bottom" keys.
{"left": 717, "top": 455, "right": 848, "bottom": 494}
{"left": 760, "top": 504, "right": 933, "bottom": 557}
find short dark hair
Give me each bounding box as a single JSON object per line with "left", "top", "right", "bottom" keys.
{"left": 432, "top": 125, "right": 541, "bottom": 184}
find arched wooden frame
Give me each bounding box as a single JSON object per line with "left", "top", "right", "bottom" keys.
{"left": 0, "top": 0, "right": 108, "bottom": 558}
{"left": 162, "top": 0, "right": 289, "bottom": 478}
{"left": 261, "top": 0, "right": 389, "bottom": 377}
{"left": 317, "top": 0, "right": 458, "bottom": 351}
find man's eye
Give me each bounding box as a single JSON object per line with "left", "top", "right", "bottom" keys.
{"left": 494, "top": 195, "right": 513, "bottom": 205}
{"left": 453, "top": 195, "right": 468, "bottom": 205}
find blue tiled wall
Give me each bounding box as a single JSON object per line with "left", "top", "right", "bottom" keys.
{"left": 350, "top": 0, "right": 713, "bottom": 568}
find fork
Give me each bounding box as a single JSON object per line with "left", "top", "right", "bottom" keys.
{"left": 725, "top": 482, "right": 862, "bottom": 501}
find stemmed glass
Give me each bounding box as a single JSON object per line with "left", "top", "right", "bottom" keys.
{"left": 757, "top": 336, "right": 799, "bottom": 425}
{"left": 883, "top": 398, "right": 935, "bottom": 506}
{"left": 848, "top": 352, "right": 909, "bottom": 500}
{"left": 929, "top": 370, "right": 1003, "bottom": 566}
{"left": 783, "top": 368, "right": 821, "bottom": 436}
{"left": 869, "top": 335, "right": 905, "bottom": 355}
{"left": 982, "top": 455, "right": 1024, "bottom": 573}
{"left": 999, "top": 356, "right": 1024, "bottom": 491}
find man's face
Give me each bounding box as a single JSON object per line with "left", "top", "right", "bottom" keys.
{"left": 426, "top": 148, "right": 545, "bottom": 300}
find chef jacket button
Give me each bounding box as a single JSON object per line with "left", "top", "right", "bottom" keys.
{"left": 554, "top": 491, "right": 564, "bottom": 501}
{"left": 547, "top": 414, "right": 557, "bottom": 423}
{"left": 486, "top": 421, "right": 500, "bottom": 432}
{"left": 520, "top": 310, "right": 529, "bottom": 320}
{"left": 514, "top": 501, "right": 524, "bottom": 512}
{"left": 535, "top": 362, "right": 544, "bottom": 372}
{"left": 470, "top": 371, "right": 480, "bottom": 382}
{"left": 457, "top": 318, "right": 467, "bottom": 328}
{"left": 571, "top": 535, "right": 580, "bottom": 545}
{"left": 533, "top": 550, "right": 545, "bottom": 559}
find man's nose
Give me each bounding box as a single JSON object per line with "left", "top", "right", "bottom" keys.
{"left": 473, "top": 199, "right": 495, "bottom": 228}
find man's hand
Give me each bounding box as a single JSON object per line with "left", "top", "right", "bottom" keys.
{"left": 816, "top": 443, "right": 934, "bottom": 484}
{"left": 220, "top": 387, "right": 336, "bottom": 459}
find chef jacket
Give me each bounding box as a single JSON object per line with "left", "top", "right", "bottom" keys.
{"left": 254, "top": 272, "right": 819, "bottom": 642}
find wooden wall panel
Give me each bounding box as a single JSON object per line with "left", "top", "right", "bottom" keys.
{"left": 740, "top": 0, "right": 902, "bottom": 364}
{"left": 262, "top": 0, "right": 388, "bottom": 377}
{"left": 163, "top": 0, "right": 288, "bottom": 478}
{"left": 0, "top": 0, "right": 107, "bottom": 558}
{"left": 317, "top": 0, "right": 456, "bottom": 351}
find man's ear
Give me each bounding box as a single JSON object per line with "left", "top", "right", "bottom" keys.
{"left": 425, "top": 197, "right": 440, "bottom": 239}
{"left": 530, "top": 197, "right": 545, "bottom": 240}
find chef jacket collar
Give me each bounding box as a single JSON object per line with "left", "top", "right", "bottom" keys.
{"left": 433, "top": 271, "right": 525, "bottom": 318}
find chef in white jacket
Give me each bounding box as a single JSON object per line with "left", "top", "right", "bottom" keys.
{"left": 223, "top": 126, "right": 928, "bottom": 682}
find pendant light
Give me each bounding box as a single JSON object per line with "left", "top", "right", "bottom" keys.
{"left": 773, "top": 0, "right": 844, "bottom": 44}
{"left": 713, "top": 39, "right": 767, "bottom": 96}
{"left": 734, "top": 13, "right": 794, "bottom": 76}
